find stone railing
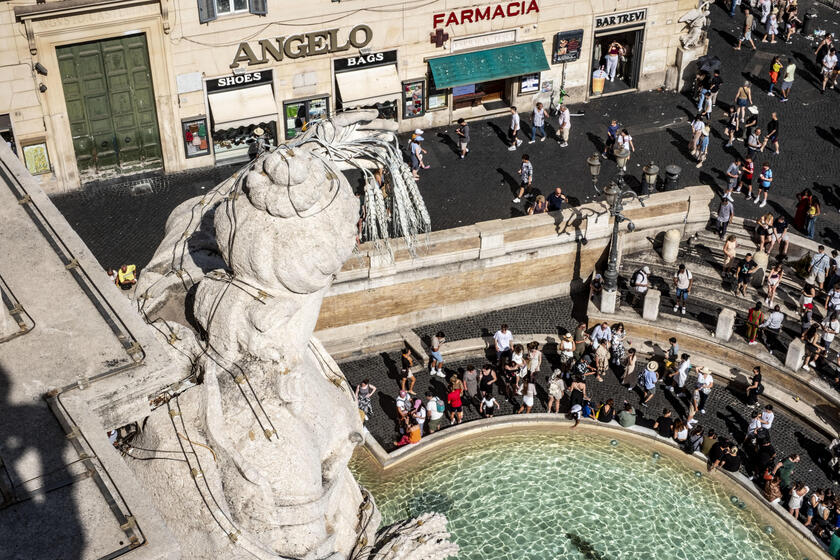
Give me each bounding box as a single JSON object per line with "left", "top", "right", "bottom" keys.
{"left": 315, "top": 186, "right": 715, "bottom": 347}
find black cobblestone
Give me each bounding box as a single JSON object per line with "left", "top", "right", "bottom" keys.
{"left": 341, "top": 345, "right": 835, "bottom": 496}
{"left": 412, "top": 294, "right": 584, "bottom": 347}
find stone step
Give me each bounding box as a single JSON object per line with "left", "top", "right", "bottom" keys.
{"left": 621, "top": 256, "right": 800, "bottom": 304}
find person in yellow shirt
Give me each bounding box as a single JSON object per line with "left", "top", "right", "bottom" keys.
{"left": 117, "top": 264, "right": 137, "bottom": 290}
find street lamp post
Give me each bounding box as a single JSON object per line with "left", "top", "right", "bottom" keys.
{"left": 587, "top": 153, "right": 648, "bottom": 295}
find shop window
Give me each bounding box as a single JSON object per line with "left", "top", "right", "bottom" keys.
{"left": 283, "top": 97, "right": 329, "bottom": 140}
{"left": 426, "top": 78, "right": 447, "bottom": 112}
{"left": 402, "top": 80, "right": 425, "bottom": 119}
{"left": 519, "top": 73, "right": 540, "bottom": 95}
{"left": 21, "top": 141, "right": 50, "bottom": 175}
{"left": 182, "top": 117, "right": 210, "bottom": 158}
{"left": 198, "top": 0, "right": 266, "bottom": 23}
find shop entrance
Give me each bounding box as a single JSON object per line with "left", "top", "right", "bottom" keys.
{"left": 452, "top": 79, "right": 509, "bottom": 110}
{"left": 591, "top": 27, "right": 644, "bottom": 95}
{"left": 57, "top": 34, "right": 162, "bottom": 178}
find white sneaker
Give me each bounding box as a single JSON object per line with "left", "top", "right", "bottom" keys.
{"left": 768, "top": 91, "right": 775, "bottom": 96}
{"left": 540, "top": 136, "right": 546, "bottom": 142}
{"left": 753, "top": 197, "right": 760, "bottom": 204}
{"left": 516, "top": 139, "right": 522, "bottom": 147}
{"left": 700, "top": 409, "right": 706, "bottom": 414}
{"left": 803, "top": 364, "right": 810, "bottom": 371}
{"left": 560, "top": 142, "right": 569, "bottom": 147}
{"left": 810, "top": 361, "right": 817, "bottom": 367}
{"left": 681, "top": 307, "right": 686, "bottom": 315}
{"left": 674, "top": 305, "right": 679, "bottom": 312}
{"left": 528, "top": 140, "right": 536, "bottom": 144}
{"left": 759, "top": 200, "right": 767, "bottom": 208}
{"left": 508, "top": 145, "right": 516, "bottom": 151}
{"left": 725, "top": 193, "right": 734, "bottom": 201}
{"left": 512, "top": 197, "right": 521, "bottom": 203}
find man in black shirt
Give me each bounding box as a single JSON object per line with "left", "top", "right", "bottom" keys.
{"left": 653, "top": 409, "right": 674, "bottom": 438}
{"left": 546, "top": 186, "right": 568, "bottom": 212}
{"left": 760, "top": 112, "right": 780, "bottom": 154}
{"left": 754, "top": 438, "right": 777, "bottom": 474}
{"left": 707, "top": 438, "right": 730, "bottom": 470}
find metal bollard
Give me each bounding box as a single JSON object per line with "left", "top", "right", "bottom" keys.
{"left": 664, "top": 164, "right": 682, "bottom": 191}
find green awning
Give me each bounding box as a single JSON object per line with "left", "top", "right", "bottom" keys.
{"left": 428, "top": 41, "right": 550, "bottom": 89}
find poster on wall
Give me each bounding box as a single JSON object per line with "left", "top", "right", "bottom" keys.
{"left": 552, "top": 30, "right": 584, "bottom": 64}
{"left": 22, "top": 142, "right": 50, "bottom": 174}
{"left": 519, "top": 73, "right": 540, "bottom": 94}
{"left": 402, "top": 79, "right": 426, "bottom": 119}
{"left": 182, "top": 117, "right": 210, "bottom": 158}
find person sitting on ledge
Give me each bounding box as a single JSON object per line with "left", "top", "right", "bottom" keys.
{"left": 393, "top": 417, "right": 421, "bottom": 447}
{"left": 617, "top": 401, "right": 636, "bottom": 427}
{"left": 117, "top": 264, "right": 137, "bottom": 290}
{"left": 653, "top": 408, "right": 674, "bottom": 438}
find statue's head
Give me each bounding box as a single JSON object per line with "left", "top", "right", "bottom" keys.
{"left": 214, "top": 148, "right": 359, "bottom": 295}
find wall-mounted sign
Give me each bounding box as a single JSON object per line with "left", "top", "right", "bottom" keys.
{"left": 433, "top": 0, "right": 540, "bottom": 28}
{"left": 595, "top": 9, "right": 647, "bottom": 29}
{"left": 402, "top": 79, "right": 426, "bottom": 118}
{"left": 22, "top": 142, "right": 50, "bottom": 175}
{"left": 231, "top": 25, "right": 373, "bottom": 68}
{"left": 182, "top": 117, "right": 210, "bottom": 158}
{"left": 206, "top": 69, "right": 273, "bottom": 92}
{"left": 552, "top": 30, "right": 583, "bottom": 64}
{"left": 451, "top": 30, "right": 516, "bottom": 52}
{"left": 334, "top": 50, "right": 397, "bottom": 73}
{"left": 519, "top": 73, "right": 540, "bottom": 94}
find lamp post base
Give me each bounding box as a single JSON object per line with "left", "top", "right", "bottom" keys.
{"left": 599, "top": 289, "right": 618, "bottom": 314}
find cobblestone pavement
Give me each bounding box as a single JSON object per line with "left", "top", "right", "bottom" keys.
{"left": 340, "top": 346, "right": 834, "bottom": 496}
{"left": 50, "top": 0, "right": 840, "bottom": 270}
{"left": 412, "top": 294, "right": 584, "bottom": 345}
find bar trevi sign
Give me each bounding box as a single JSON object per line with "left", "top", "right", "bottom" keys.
{"left": 230, "top": 24, "right": 373, "bottom": 68}
{"left": 595, "top": 9, "right": 647, "bottom": 29}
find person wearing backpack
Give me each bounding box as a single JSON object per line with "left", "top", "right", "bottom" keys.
{"left": 425, "top": 390, "right": 445, "bottom": 433}
{"left": 630, "top": 265, "right": 650, "bottom": 307}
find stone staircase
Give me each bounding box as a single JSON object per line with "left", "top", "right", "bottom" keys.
{"left": 592, "top": 218, "right": 840, "bottom": 419}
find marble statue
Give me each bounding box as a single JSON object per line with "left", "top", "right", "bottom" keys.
{"left": 679, "top": 1, "right": 711, "bottom": 48}
{"left": 128, "top": 110, "right": 454, "bottom": 559}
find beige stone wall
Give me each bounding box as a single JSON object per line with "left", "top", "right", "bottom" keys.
{"left": 1, "top": 0, "right": 698, "bottom": 192}
{"left": 314, "top": 185, "right": 714, "bottom": 346}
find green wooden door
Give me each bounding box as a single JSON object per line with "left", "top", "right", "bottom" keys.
{"left": 57, "top": 35, "right": 161, "bottom": 176}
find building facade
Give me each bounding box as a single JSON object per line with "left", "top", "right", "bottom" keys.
{"left": 0, "top": 0, "right": 698, "bottom": 192}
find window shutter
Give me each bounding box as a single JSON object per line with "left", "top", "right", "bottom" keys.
{"left": 198, "top": 0, "right": 217, "bottom": 23}
{"left": 249, "top": 0, "right": 267, "bottom": 16}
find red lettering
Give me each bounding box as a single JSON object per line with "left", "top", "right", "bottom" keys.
{"left": 475, "top": 6, "right": 490, "bottom": 21}
{"left": 526, "top": 0, "right": 539, "bottom": 14}
{"left": 507, "top": 2, "right": 520, "bottom": 16}
{"left": 461, "top": 9, "right": 474, "bottom": 23}
{"left": 433, "top": 13, "right": 444, "bottom": 27}
{"left": 446, "top": 12, "right": 459, "bottom": 26}
{"left": 492, "top": 4, "right": 505, "bottom": 18}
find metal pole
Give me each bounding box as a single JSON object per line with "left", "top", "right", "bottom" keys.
{"left": 604, "top": 196, "right": 622, "bottom": 292}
